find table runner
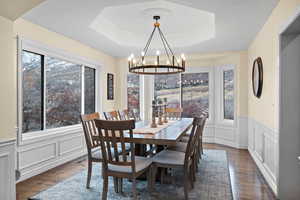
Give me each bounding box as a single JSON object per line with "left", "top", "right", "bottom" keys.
{"left": 133, "top": 120, "right": 177, "bottom": 135}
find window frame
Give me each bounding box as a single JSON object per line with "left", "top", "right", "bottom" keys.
{"left": 215, "top": 64, "right": 236, "bottom": 127}
{"left": 182, "top": 66, "right": 215, "bottom": 124}
{"left": 17, "top": 37, "right": 102, "bottom": 144}
{"left": 126, "top": 72, "right": 144, "bottom": 120}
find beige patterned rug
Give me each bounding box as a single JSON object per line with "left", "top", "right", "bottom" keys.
{"left": 30, "top": 149, "right": 233, "bottom": 200}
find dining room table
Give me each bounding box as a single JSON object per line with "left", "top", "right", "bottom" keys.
{"left": 124, "top": 118, "right": 193, "bottom": 156}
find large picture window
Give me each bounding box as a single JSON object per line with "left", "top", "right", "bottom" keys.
{"left": 127, "top": 74, "right": 140, "bottom": 116}
{"left": 21, "top": 50, "right": 97, "bottom": 133}
{"left": 182, "top": 73, "right": 209, "bottom": 118}
{"left": 154, "top": 74, "right": 180, "bottom": 108}
{"left": 223, "top": 69, "right": 234, "bottom": 120}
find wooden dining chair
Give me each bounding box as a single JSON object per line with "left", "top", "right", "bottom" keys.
{"left": 103, "top": 110, "right": 120, "bottom": 120}
{"left": 118, "top": 109, "right": 130, "bottom": 120}
{"left": 80, "top": 112, "right": 103, "bottom": 189}
{"left": 151, "top": 117, "right": 203, "bottom": 200}
{"left": 180, "top": 111, "right": 208, "bottom": 158}
{"left": 165, "top": 107, "right": 183, "bottom": 120}
{"left": 94, "top": 119, "right": 152, "bottom": 200}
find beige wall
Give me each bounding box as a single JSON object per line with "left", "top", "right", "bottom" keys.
{"left": 0, "top": 16, "right": 16, "bottom": 139}
{"left": 14, "top": 18, "right": 118, "bottom": 113}
{"left": 116, "top": 51, "right": 248, "bottom": 118}
{"left": 248, "top": 0, "right": 300, "bottom": 130}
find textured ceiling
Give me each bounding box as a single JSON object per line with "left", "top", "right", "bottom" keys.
{"left": 22, "top": 0, "right": 279, "bottom": 57}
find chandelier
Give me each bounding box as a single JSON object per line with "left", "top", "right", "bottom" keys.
{"left": 128, "top": 16, "right": 186, "bottom": 75}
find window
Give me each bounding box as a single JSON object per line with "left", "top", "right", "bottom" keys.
{"left": 127, "top": 74, "right": 140, "bottom": 115}
{"left": 46, "top": 57, "right": 82, "bottom": 129}
{"left": 223, "top": 69, "right": 234, "bottom": 120}
{"left": 21, "top": 50, "right": 97, "bottom": 133}
{"left": 154, "top": 74, "right": 180, "bottom": 108}
{"left": 182, "top": 73, "right": 209, "bottom": 118}
{"left": 22, "top": 51, "right": 43, "bottom": 133}
{"left": 84, "top": 67, "right": 96, "bottom": 114}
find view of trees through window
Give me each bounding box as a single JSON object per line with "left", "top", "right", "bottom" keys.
{"left": 84, "top": 67, "right": 96, "bottom": 114}
{"left": 127, "top": 74, "right": 140, "bottom": 117}
{"left": 46, "top": 57, "right": 82, "bottom": 129}
{"left": 22, "top": 50, "right": 96, "bottom": 133}
{"left": 223, "top": 69, "right": 234, "bottom": 120}
{"left": 182, "top": 73, "right": 209, "bottom": 118}
{"left": 22, "top": 51, "right": 43, "bottom": 133}
{"left": 154, "top": 74, "right": 180, "bottom": 108}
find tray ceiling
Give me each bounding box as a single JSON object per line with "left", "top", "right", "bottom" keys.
{"left": 22, "top": 0, "right": 279, "bottom": 57}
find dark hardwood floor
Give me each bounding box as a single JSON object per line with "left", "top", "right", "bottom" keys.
{"left": 16, "top": 144, "right": 276, "bottom": 200}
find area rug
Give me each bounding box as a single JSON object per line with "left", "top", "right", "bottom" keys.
{"left": 30, "top": 150, "right": 233, "bottom": 200}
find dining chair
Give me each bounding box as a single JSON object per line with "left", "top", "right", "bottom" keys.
{"left": 103, "top": 110, "right": 120, "bottom": 120}
{"left": 80, "top": 112, "right": 103, "bottom": 189}
{"left": 118, "top": 109, "right": 130, "bottom": 120}
{"left": 180, "top": 112, "right": 208, "bottom": 158}
{"left": 94, "top": 119, "right": 152, "bottom": 200}
{"left": 151, "top": 117, "right": 203, "bottom": 200}
{"left": 165, "top": 107, "right": 183, "bottom": 120}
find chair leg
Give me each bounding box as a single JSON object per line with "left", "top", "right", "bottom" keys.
{"left": 132, "top": 178, "right": 137, "bottom": 200}
{"left": 160, "top": 168, "right": 165, "bottom": 184}
{"left": 151, "top": 165, "right": 158, "bottom": 190}
{"left": 86, "top": 160, "right": 92, "bottom": 189}
{"left": 102, "top": 175, "right": 108, "bottom": 200}
{"left": 113, "top": 177, "right": 119, "bottom": 193}
{"left": 183, "top": 169, "right": 189, "bottom": 200}
{"left": 147, "top": 168, "right": 152, "bottom": 191}
{"left": 118, "top": 178, "right": 123, "bottom": 193}
{"left": 190, "top": 164, "right": 195, "bottom": 189}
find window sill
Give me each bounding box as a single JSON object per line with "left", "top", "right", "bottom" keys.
{"left": 19, "top": 124, "right": 83, "bottom": 146}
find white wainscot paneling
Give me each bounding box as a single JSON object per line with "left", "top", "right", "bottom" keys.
{"left": 0, "top": 139, "right": 16, "bottom": 200}
{"left": 248, "top": 118, "right": 278, "bottom": 196}
{"left": 17, "top": 128, "right": 86, "bottom": 182}
{"left": 59, "top": 135, "right": 84, "bottom": 156}
{"left": 202, "top": 125, "right": 215, "bottom": 143}
{"left": 214, "top": 125, "right": 237, "bottom": 148}
{"left": 202, "top": 117, "right": 247, "bottom": 149}
{"left": 19, "top": 143, "right": 56, "bottom": 170}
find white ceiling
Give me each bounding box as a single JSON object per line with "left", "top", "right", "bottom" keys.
{"left": 23, "top": 0, "right": 279, "bottom": 57}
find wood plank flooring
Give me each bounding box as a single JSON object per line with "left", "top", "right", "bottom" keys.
{"left": 16, "top": 144, "right": 276, "bottom": 200}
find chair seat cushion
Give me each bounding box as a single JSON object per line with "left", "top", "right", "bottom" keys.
{"left": 167, "top": 142, "right": 187, "bottom": 153}
{"left": 108, "top": 156, "right": 152, "bottom": 173}
{"left": 153, "top": 150, "right": 185, "bottom": 166}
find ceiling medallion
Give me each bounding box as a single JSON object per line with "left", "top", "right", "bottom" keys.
{"left": 128, "top": 16, "right": 186, "bottom": 75}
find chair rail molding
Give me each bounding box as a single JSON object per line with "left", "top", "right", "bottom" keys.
{"left": 0, "top": 138, "right": 16, "bottom": 200}
{"left": 248, "top": 117, "right": 279, "bottom": 196}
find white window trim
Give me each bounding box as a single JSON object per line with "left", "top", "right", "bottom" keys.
{"left": 215, "top": 64, "right": 236, "bottom": 127}
{"left": 17, "top": 36, "right": 103, "bottom": 145}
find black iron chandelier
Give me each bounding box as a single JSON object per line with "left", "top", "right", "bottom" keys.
{"left": 128, "top": 16, "right": 186, "bottom": 75}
